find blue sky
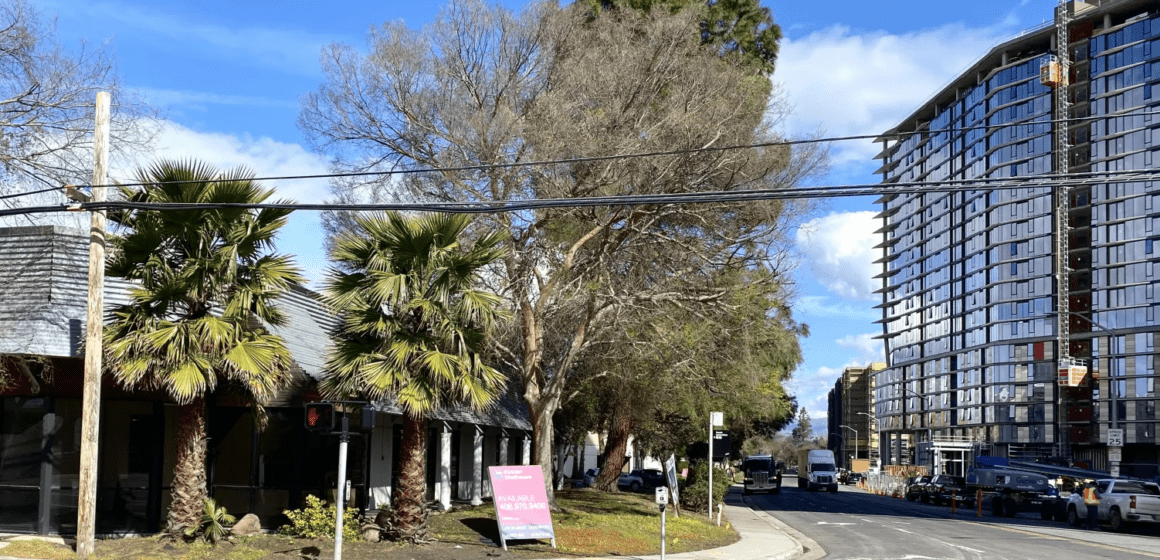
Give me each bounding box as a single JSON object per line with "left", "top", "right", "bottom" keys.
{"left": 40, "top": 0, "right": 1061, "bottom": 434}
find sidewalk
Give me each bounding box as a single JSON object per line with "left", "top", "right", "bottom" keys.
{"left": 552, "top": 485, "right": 803, "bottom": 560}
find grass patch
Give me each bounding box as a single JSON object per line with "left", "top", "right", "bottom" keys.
{"left": 7, "top": 489, "right": 737, "bottom": 560}
{"left": 0, "top": 540, "right": 76, "bottom": 560}
{"left": 429, "top": 488, "right": 738, "bottom": 557}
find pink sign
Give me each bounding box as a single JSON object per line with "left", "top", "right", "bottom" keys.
{"left": 487, "top": 465, "right": 556, "bottom": 549}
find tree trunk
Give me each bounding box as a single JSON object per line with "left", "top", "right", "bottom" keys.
{"left": 166, "top": 396, "right": 207, "bottom": 534}
{"left": 390, "top": 414, "right": 429, "bottom": 543}
{"left": 529, "top": 403, "right": 558, "bottom": 508}
{"left": 594, "top": 403, "right": 632, "bottom": 492}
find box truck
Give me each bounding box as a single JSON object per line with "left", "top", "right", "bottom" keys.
{"left": 796, "top": 449, "right": 839, "bottom": 493}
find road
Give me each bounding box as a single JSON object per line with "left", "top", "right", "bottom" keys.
{"left": 741, "top": 476, "right": 1160, "bottom": 560}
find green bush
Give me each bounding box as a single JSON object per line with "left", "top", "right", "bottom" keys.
{"left": 183, "top": 498, "right": 234, "bottom": 543}
{"left": 279, "top": 494, "right": 360, "bottom": 541}
{"left": 679, "top": 461, "right": 732, "bottom": 512}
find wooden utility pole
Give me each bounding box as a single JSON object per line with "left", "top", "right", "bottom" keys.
{"left": 76, "top": 91, "right": 109, "bottom": 559}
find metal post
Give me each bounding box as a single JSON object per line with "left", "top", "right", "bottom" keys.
{"left": 707, "top": 417, "right": 713, "bottom": 518}
{"left": 335, "top": 417, "right": 349, "bottom": 560}
{"left": 660, "top": 504, "right": 666, "bottom": 560}
{"left": 76, "top": 91, "right": 110, "bottom": 560}
{"left": 842, "top": 425, "right": 860, "bottom": 465}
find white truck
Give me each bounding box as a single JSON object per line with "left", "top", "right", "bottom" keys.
{"left": 1066, "top": 479, "right": 1160, "bottom": 532}
{"left": 796, "top": 449, "right": 839, "bottom": 493}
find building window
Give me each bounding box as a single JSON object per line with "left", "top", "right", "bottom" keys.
{"left": 1011, "top": 242, "right": 1018, "bottom": 256}
{"left": 1147, "top": 239, "right": 1154, "bottom": 254}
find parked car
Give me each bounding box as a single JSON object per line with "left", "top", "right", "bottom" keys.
{"left": 845, "top": 472, "right": 863, "bottom": 485}
{"left": 619, "top": 469, "right": 665, "bottom": 491}
{"left": 924, "top": 475, "right": 972, "bottom": 506}
{"left": 904, "top": 475, "right": 932, "bottom": 502}
{"left": 581, "top": 468, "right": 600, "bottom": 488}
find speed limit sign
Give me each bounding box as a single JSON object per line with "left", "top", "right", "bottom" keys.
{"left": 1107, "top": 428, "right": 1124, "bottom": 447}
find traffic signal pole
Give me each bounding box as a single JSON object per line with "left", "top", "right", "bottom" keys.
{"left": 305, "top": 402, "right": 371, "bottom": 560}
{"left": 335, "top": 415, "right": 349, "bottom": 560}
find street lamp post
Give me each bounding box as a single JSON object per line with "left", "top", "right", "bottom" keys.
{"left": 841, "top": 425, "right": 859, "bottom": 465}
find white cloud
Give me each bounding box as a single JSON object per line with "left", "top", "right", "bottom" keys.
{"left": 115, "top": 121, "right": 333, "bottom": 287}
{"left": 776, "top": 24, "right": 1010, "bottom": 179}
{"left": 796, "top": 295, "right": 879, "bottom": 321}
{"left": 127, "top": 121, "right": 332, "bottom": 206}
{"left": 786, "top": 365, "right": 842, "bottom": 403}
{"left": 835, "top": 333, "right": 886, "bottom": 365}
{"left": 796, "top": 211, "right": 881, "bottom": 300}
{"left": 137, "top": 88, "right": 299, "bottom": 110}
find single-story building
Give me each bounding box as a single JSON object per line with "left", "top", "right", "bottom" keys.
{"left": 0, "top": 225, "right": 532, "bottom": 536}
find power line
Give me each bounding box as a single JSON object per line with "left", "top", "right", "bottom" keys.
{"left": 7, "top": 167, "right": 1160, "bottom": 219}
{"left": 2, "top": 102, "right": 1157, "bottom": 205}
{"left": 4, "top": 105, "right": 1152, "bottom": 198}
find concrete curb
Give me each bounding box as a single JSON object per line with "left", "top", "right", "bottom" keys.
{"left": 737, "top": 493, "right": 809, "bottom": 560}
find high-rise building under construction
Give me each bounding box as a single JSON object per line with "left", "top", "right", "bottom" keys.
{"left": 876, "top": 0, "right": 1159, "bottom": 477}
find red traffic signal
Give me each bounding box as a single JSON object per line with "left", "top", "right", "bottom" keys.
{"left": 304, "top": 402, "right": 335, "bottom": 432}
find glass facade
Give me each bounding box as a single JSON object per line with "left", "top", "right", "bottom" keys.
{"left": 877, "top": 3, "right": 1160, "bottom": 470}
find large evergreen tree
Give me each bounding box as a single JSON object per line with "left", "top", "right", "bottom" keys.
{"left": 584, "top": 0, "right": 782, "bottom": 73}
{"left": 791, "top": 407, "right": 813, "bottom": 444}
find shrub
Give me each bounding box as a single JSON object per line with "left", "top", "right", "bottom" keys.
{"left": 279, "top": 494, "right": 361, "bottom": 541}
{"left": 679, "top": 461, "right": 732, "bottom": 512}
{"left": 183, "top": 498, "right": 235, "bottom": 543}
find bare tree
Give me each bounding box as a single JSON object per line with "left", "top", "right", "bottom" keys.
{"left": 0, "top": 0, "right": 155, "bottom": 216}
{"left": 299, "top": 0, "right": 825, "bottom": 506}
{"left": 0, "top": 0, "right": 156, "bottom": 388}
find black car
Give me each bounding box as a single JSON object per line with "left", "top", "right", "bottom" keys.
{"left": 904, "top": 475, "right": 932, "bottom": 502}
{"left": 924, "top": 474, "right": 972, "bottom": 506}
{"left": 845, "top": 472, "right": 863, "bottom": 485}
{"left": 619, "top": 469, "right": 666, "bottom": 491}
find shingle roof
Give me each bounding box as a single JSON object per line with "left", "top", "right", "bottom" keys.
{"left": 0, "top": 225, "right": 530, "bottom": 430}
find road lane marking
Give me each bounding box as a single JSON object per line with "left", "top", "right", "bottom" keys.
{"left": 816, "top": 522, "right": 855, "bottom": 525}
{"left": 968, "top": 522, "right": 1160, "bottom": 559}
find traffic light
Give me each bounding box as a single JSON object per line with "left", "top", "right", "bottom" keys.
{"left": 304, "top": 402, "right": 335, "bottom": 432}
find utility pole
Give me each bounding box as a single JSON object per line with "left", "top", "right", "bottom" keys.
{"left": 76, "top": 91, "right": 109, "bottom": 560}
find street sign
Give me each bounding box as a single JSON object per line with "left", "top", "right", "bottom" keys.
{"left": 712, "top": 430, "right": 731, "bottom": 460}
{"left": 664, "top": 454, "right": 680, "bottom": 510}
{"left": 711, "top": 411, "right": 724, "bottom": 426}
{"left": 655, "top": 486, "right": 669, "bottom": 505}
{"left": 1108, "top": 447, "right": 1122, "bottom": 462}
{"left": 1107, "top": 428, "right": 1124, "bottom": 447}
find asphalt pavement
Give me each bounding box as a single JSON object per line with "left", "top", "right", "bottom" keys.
{"left": 748, "top": 476, "right": 1160, "bottom": 560}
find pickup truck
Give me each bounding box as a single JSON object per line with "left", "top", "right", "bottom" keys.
{"left": 1066, "top": 479, "right": 1160, "bottom": 532}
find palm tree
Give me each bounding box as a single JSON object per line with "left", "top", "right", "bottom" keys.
{"left": 321, "top": 212, "right": 507, "bottom": 543}
{"left": 104, "top": 159, "right": 303, "bottom": 534}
